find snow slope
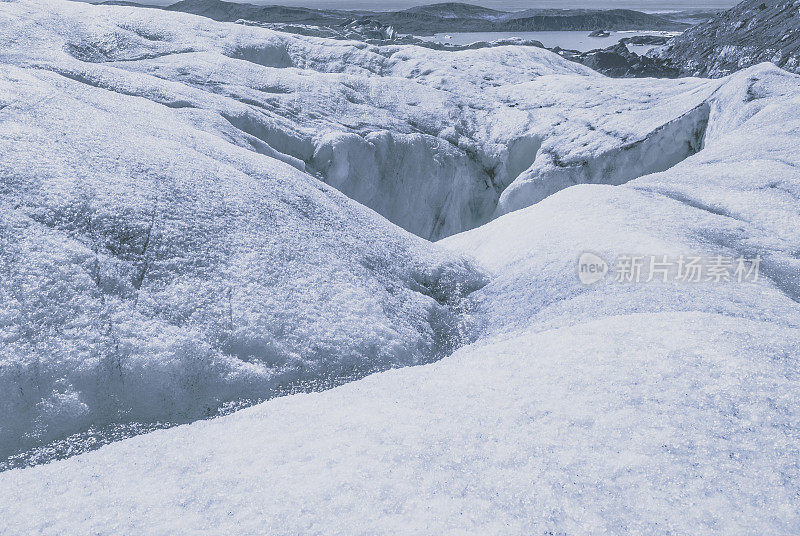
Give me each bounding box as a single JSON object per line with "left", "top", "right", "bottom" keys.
{"left": 1, "top": 1, "right": 800, "bottom": 533}
{"left": 0, "top": 1, "right": 495, "bottom": 460}
{"left": 443, "top": 64, "right": 800, "bottom": 338}
{"left": 0, "top": 57, "right": 491, "bottom": 458}
{"left": 3, "top": 312, "right": 799, "bottom": 535}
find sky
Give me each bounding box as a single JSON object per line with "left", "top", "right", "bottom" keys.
{"left": 87, "top": 0, "right": 739, "bottom": 11}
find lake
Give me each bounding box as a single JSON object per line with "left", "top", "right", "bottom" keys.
{"left": 418, "top": 30, "right": 683, "bottom": 53}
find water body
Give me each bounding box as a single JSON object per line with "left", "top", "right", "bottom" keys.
{"left": 419, "top": 30, "right": 683, "bottom": 53}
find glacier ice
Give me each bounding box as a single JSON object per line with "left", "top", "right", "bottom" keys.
{"left": 1, "top": 0, "right": 800, "bottom": 534}
{"left": 0, "top": 0, "right": 495, "bottom": 459}
{"left": 0, "top": 0, "right": 724, "bottom": 239}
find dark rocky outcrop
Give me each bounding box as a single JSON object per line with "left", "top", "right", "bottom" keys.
{"left": 653, "top": 0, "right": 800, "bottom": 77}
{"left": 558, "top": 43, "right": 680, "bottom": 78}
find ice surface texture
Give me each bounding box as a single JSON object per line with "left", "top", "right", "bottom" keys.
{"left": 0, "top": 0, "right": 492, "bottom": 459}
{"left": 1, "top": 1, "right": 800, "bottom": 534}
{"left": 0, "top": 0, "right": 717, "bottom": 239}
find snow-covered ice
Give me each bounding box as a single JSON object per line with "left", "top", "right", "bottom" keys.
{"left": 1, "top": 0, "right": 800, "bottom": 534}
{"left": 3, "top": 312, "right": 799, "bottom": 535}
{"left": 0, "top": 0, "right": 722, "bottom": 239}
{"left": 0, "top": 0, "right": 494, "bottom": 459}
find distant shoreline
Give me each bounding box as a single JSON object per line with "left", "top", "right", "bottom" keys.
{"left": 419, "top": 29, "right": 682, "bottom": 53}
{"left": 101, "top": 1, "right": 706, "bottom": 33}
{"left": 88, "top": 0, "right": 736, "bottom": 10}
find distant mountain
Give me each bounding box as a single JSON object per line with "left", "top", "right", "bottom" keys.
{"left": 655, "top": 0, "right": 800, "bottom": 76}
{"left": 397, "top": 2, "right": 504, "bottom": 19}
{"left": 160, "top": 0, "right": 360, "bottom": 25}
{"left": 487, "top": 9, "right": 686, "bottom": 32}
{"left": 660, "top": 9, "right": 724, "bottom": 26}
{"left": 100, "top": 0, "right": 158, "bottom": 5}
{"left": 120, "top": 0, "right": 689, "bottom": 33}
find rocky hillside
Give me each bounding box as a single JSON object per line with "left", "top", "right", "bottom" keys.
{"left": 655, "top": 0, "right": 800, "bottom": 76}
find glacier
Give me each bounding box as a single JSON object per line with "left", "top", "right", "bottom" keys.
{"left": 0, "top": 0, "right": 496, "bottom": 461}
{"left": 1, "top": 0, "right": 800, "bottom": 534}
{"left": 0, "top": 0, "right": 722, "bottom": 239}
